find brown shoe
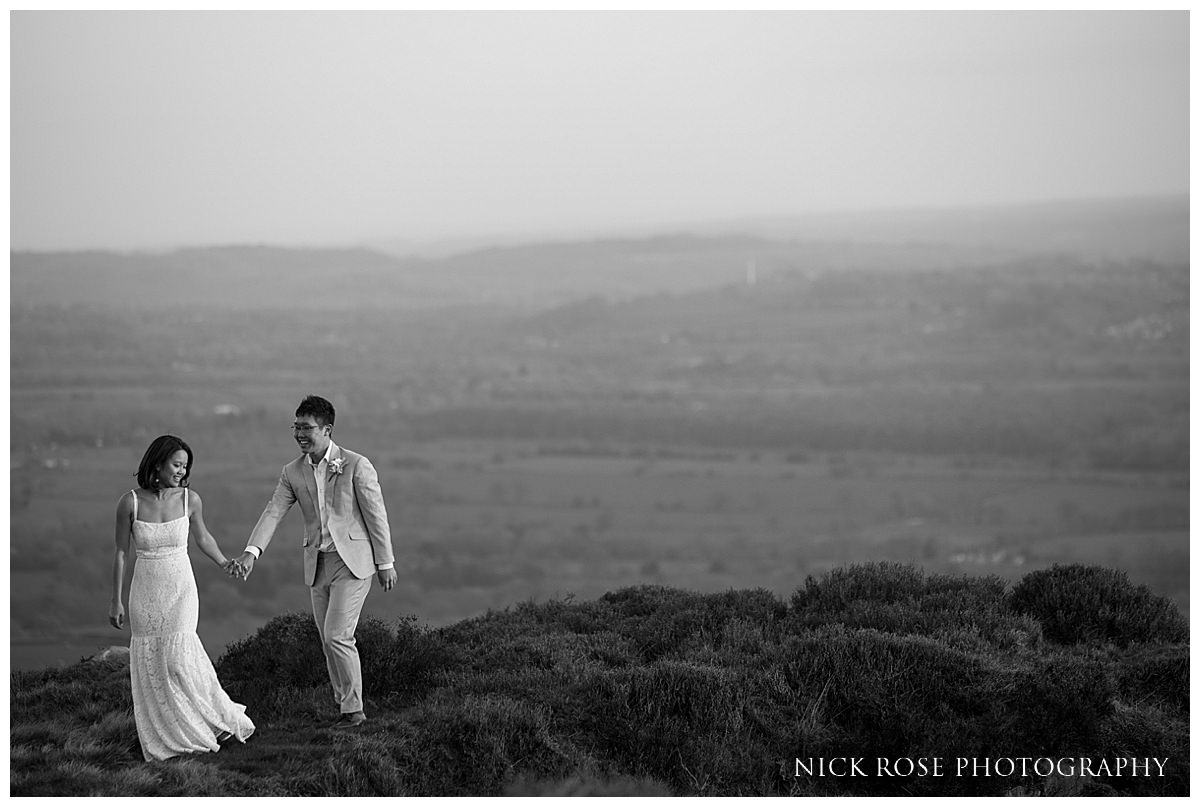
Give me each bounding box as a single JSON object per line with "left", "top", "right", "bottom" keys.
{"left": 333, "top": 712, "right": 367, "bottom": 729}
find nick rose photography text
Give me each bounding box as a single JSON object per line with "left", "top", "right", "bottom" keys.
{"left": 794, "top": 757, "right": 1170, "bottom": 778}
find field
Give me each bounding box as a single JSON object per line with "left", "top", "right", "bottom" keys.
{"left": 9, "top": 199, "right": 1189, "bottom": 669}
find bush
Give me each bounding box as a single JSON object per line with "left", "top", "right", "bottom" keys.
{"left": 216, "top": 612, "right": 327, "bottom": 697}
{"left": 790, "top": 562, "right": 931, "bottom": 609}
{"left": 11, "top": 657, "right": 134, "bottom": 724}
{"left": 360, "top": 614, "right": 460, "bottom": 703}
{"left": 613, "top": 660, "right": 769, "bottom": 794}
{"left": 323, "top": 735, "right": 408, "bottom": 796}
{"left": 771, "top": 626, "right": 1008, "bottom": 795}
{"left": 787, "top": 563, "right": 1037, "bottom": 651}
{"left": 1097, "top": 701, "right": 1189, "bottom": 796}
{"left": 601, "top": 585, "right": 787, "bottom": 662}
{"left": 509, "top": 595, "right": 620, "bottom": 636}
{"left": 216, "top": 611, "right": 454, "bottom": 713}
{"left": 779, "top": 625, "right": 1000, "bottom": 735}
{"left": 1005, "top": 651, "right": 1115, "bottom": 756}
{"left": 435, "top": 607, "right": 569, "bottom": 671}
{"left": 403, "top": 694, "right": 586, "bottom": 796}
{"left": 1009, "top": 565, "right": 1188, "bottom": 646}
{"left": 1112, "top": 643, "right": 1189, "bottom": 714}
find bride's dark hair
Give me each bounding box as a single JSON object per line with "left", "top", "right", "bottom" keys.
{"left": 136, "top": 435, "right": 194, "bottom": 490}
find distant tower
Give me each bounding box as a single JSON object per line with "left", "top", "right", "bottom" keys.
{"left": 746, "top": 259, "right": 758, "bottom": 286}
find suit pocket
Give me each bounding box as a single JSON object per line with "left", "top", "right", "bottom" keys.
{"left": 348, "top": 524, "right": 369, "bottom": 541}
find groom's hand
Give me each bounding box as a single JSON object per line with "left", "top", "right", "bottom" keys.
{"left": 232, "top": 551, "right": 257, "bottom": 581}
{"left": 376, "top": 568, "right": 397, "bottom": 592}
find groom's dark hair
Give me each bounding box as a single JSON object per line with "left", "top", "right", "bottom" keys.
{"left": 296, "top": 395, "right": 336, "bottom": 427}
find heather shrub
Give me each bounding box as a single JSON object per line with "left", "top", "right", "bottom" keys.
{"left": 705, "top": 587, "right": 790, "bottom": 626}
{"left": 600, "top": 586, "right": 721, "bottom": 660}
{"left": 708, "top": 617, "right": 775, "bottom": 668}
{"left": 790, "top": 561, "right": 932, "bottom": 609}
{"left": 579, "top": 630, "right": 642, "bottom": 668}
{"left": 1005, "top": 651, "right": 1115, "bottom": 755}
{"left": 509, "top": 595, "right": 620, "bottom": 636}
{"left": 322, "top": 734, "right": 407, "bottom": 796}
{"left": 216, "top": 611, "right": 454, "bottom": 711}
{"left": 402, "top": 693, "right": 586, "bottom": 796}
{"left": 1009, "top": 564, "right": 1187, "bottom": 646}
{"left": 1097, "top": 702, "right": 1189, "bottom": 796}
{"left": 773, "top": 626, "right": 1006, "bottom": 795}
{"left": 601, "top": 585, "right": 786, "bottom": 661}
{"left": 359, "top": 614, "right": 460, "bottom": 702}
{"left": 251, "top": 684, "right": 331, "bottom": 723}
{"left": 559, "top": 664, "right": 636, "bottom": 753}
{"left": 613, "top": 660, "right": 769, "bottom": 794}
{"left": 624, "top": 659, "right": 745, "bottom": 731}
{"left": 435, "top": 607, "right": 565, "bottom": 670}
{"left": 461, "top": 630, "right": 571, "bottom": 672}
{"left": 1112, "top": 642, "right": 1189, "bottom": 714}
{"left": 216, "top": 611, "right": 327, "bottom": 698}
{"left": 437, "top": 666, "right": 572, "bottom": 711}
{"left": 11, "top": 657, "right": 134, "bottom": 723}
{"left": 787, "top": 563, "right": 1035, "bottom": 651}
{"left": 436, "top": 607, "right": 640, "bottom": 681}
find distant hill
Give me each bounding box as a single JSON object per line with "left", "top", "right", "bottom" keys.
{"left": 674, "top": 194, "right": 1190, "bottom": 265}
{"left": 11, "top": 195, "right": 1187, "bottom": 312}
{"left": 10, "top": 236, "right": 1007, "bottom": 312}
{"left": 8, "top": 246, "right": 444, "bottom": 311}
{"left": 371, "top": 194, "right": 1189, "bottom": 266}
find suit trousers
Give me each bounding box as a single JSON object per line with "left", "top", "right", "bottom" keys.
{"left": 310, "top": 550, "right": 373, "bottom": 715}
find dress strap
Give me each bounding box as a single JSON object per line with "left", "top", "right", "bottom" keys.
{"left": 183, "top": 488, "right": 189, "bottom": 519}
{"left": 129, "top": 489, "right": 138, "bottom": 520}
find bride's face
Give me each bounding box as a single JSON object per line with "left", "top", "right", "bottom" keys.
{"left": 157, "top": 450, "right": 190, "bottom": 487}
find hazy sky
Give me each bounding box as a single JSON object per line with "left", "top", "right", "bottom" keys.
{"left": 10, "top": 10, "right": 1190, "bottom": 251}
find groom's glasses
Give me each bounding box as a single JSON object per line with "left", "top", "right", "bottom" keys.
{"left": 291, "top": 423, "right": 324, "bottom": 434}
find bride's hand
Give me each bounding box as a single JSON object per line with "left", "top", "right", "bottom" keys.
{"left": 109, "top": 601, "right": 125, "bottom": 630}
{"left": 229, "top": 551, "right": 255, "bottom": 581}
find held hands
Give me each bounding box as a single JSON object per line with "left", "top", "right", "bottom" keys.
{"left": 225, "top": 551, "right": 256, "bottom": 581}
{"left": 377, "top": 567, "right": 397, "bottom": 592}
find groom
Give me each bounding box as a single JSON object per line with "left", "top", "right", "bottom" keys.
{"left": 231, "top": 395, "right": 397, "bottom": 728}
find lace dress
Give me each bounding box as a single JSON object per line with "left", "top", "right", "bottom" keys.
{"left": 128, "top": 489, "right": 254, "bottom": 761}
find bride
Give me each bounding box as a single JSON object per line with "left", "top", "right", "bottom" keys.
{"left": 109, "top": 434, "right": 254, "bottom": 761}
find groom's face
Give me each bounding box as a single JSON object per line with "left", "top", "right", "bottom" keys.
{"left": 293, "top": 415, "right": 332, "bottom": 459}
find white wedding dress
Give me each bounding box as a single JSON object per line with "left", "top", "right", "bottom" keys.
{"left": 128, "top": 489, "right": 254, "bottom": 761}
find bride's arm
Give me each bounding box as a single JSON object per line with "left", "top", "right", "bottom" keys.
{"left": 187, "top": 490, "right": 230, "bottom": 568}
{"left": 109, "top": 493, "right": 133, "bottom": 629}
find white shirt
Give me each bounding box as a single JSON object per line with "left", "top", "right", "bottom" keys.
{"left": 311, "top": 442, "right": 336, "bottom": 553}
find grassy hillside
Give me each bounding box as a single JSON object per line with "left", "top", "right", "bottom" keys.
{"left": 10, "top": 562, "right": 1188, "bottom": 797}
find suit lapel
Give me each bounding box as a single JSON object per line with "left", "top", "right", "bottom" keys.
{"left": 324, "top": 444, "right": 342, "bottom": 512}
{"left": 300, "top": 457, "right": 319, "bottom": 510}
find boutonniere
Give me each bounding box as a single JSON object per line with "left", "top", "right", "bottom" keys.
{"left": 329, "top": 457, "right": 346, "bottom": 475}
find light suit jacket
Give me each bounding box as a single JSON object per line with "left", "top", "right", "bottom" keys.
{"left": 248, "top": 443, "right": 395, "bottom": 586}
